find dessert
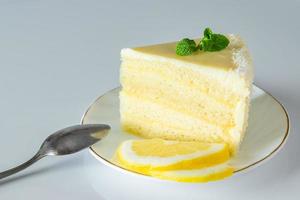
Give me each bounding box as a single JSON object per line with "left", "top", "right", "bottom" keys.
{"left": 116, "top": 138, "right": 233, "bottom": 182}
{"left": 120, "top": 28, "right": 253, "bottom": 154}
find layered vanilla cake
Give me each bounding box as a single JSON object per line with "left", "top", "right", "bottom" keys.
{"left": 120, "top": 31, "right": 253, "bottom": 154}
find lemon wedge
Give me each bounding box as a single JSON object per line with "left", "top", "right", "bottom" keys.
{"left": 115, "top": 138, "right": 233, "bottom": 182}
{"left": 150, "top": 163, "right": 233, "bottom": 182}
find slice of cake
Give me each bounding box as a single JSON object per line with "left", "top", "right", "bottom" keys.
{"left": 120, "top": 30, "right": 253, "bottom": 154}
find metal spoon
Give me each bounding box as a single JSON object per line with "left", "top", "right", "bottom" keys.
{"left": 0, "top": 124, "right": 110, "bottom": 180}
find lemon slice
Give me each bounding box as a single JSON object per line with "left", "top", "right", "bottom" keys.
{"left": 116, "top": 138, "right": 231, "bottom": 174}
{"left": 150, "top": 163, "right": 233, "bottom": 183}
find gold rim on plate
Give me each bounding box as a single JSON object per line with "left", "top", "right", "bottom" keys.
{"left": 81, "top": 85, "right": 290, "bottom": 175}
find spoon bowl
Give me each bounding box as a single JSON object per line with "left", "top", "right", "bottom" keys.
{"left": 40, "top": 124, "right": 110, "bottom": 156}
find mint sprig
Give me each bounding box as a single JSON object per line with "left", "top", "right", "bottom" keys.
{"left": 176, "top": 28, "right": 230, "bottom": 56}
{"left": 176, "top": 38, "right": 197, "bottom": 56}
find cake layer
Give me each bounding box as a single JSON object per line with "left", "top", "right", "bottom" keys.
{"left": 120, "top": 92, "right": 238, "bottom": 152}
{"left": 121, "top": 69, "right": 235, "bottom": 127}
{"left": 121, "top": 59, "right": 249, "bottom": 107}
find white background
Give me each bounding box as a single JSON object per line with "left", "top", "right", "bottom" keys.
{"left": 0, "top": 0, "right": 299, "bottom": 199}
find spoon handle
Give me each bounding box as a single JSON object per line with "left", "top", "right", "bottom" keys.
{"left": 0, "top": 153, "right": 44, "bottom": 180}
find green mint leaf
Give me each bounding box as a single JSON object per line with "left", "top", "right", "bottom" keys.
{"left": 176, "top": 38, "right": 197, "bottom": 56}
{"left": 203, "top": 28, "right": 213, "bottom": 39}
{"left": 200, "top": 33, "right": 229, "bottom": 52}
{"left": 176, "top": 27, "right": 230, "bottom": 55}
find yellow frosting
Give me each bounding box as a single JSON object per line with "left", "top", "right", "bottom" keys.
{"left": 132, "top": 38, "right": 243, "bottom": 70}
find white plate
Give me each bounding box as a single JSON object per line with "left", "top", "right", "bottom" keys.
{"left": 81, "top": 85, "right": 289, "bottom": 178}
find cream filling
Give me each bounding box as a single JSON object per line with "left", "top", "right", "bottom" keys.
{"left": 120, "top": 92, "right": 231, "bottom": 144}
{"left": 121, "top": 69, "right": 236, "bottom": 127}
